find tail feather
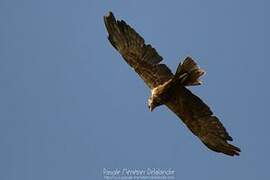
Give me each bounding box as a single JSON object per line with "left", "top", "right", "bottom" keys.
{"left": 174, "top": 57, "right": 205, "bottom": 86}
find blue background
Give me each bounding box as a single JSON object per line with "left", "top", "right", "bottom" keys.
{"left": 1, "top": 0, "right": 269, "bottom": 179}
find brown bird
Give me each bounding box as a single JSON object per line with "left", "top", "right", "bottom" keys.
{"left": 104, "top": 12, "right": 241, "bottom": 156}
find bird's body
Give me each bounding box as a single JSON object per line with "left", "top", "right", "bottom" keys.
{"left": 104, "top": 12, "right": 241, "bottom": 156}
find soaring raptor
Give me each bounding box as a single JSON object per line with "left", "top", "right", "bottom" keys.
{"left": 104, "top": 12, "right": 240, "bottom": 156}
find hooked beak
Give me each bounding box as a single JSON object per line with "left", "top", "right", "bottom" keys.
{"left": 148, "top": 104, "right": 153, "bottom": 112}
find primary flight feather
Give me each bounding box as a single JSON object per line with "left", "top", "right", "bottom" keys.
{"left": 104, "top": 12, "right": 240, "bottom": 156}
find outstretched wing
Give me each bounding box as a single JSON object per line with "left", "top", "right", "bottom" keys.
{"left": 104, "top": 12, "right": 173, "bottom": 89}
{"left": 166, "top": 85, "right": 241, "bottom": 156}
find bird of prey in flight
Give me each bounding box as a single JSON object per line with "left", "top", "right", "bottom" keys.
{"left": 104, "top": 12, "right": 240, "bottom": 156}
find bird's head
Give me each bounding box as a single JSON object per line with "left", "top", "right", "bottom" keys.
{"left": 148, "top": 95, "right": 161, "bottom": 112}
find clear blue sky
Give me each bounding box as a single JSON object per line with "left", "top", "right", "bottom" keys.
{"left": 1, "top": 0, "right": 269, "bottom": 179}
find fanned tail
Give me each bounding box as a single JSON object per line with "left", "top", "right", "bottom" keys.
{"left": 174, "top": 57, "right": 205, "bottom": 86}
